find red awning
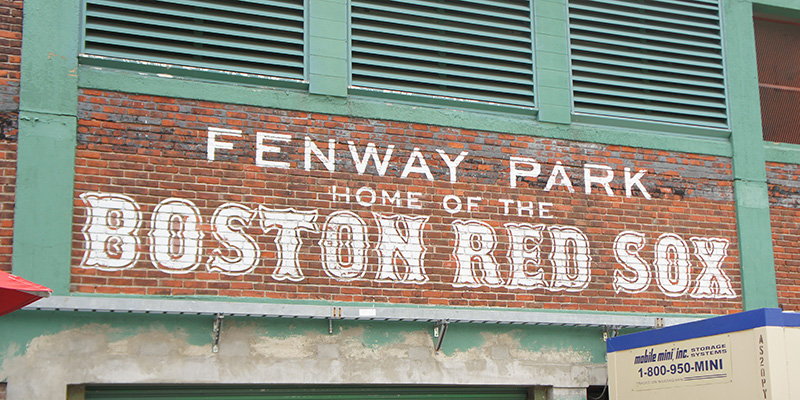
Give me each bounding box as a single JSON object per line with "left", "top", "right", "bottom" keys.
{"left": 0, "top": 270, "right": 52, "bottom": 316}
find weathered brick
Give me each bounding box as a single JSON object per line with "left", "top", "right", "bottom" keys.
{"left": 767, "top": 162, "right": 800, "bottom": 311}
{"left": 70, "top": 89, "right": 745, "bottom": 314}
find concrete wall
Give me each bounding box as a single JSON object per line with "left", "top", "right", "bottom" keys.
{"left": 0, "top": 311, "right": 607, "bottom": 399}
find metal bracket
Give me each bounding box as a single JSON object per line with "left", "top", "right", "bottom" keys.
{"left": 434, "top": 319, "right": 449, "bottom": 352}
{"left": 602, "top": 325, "right": 619, "bottom": 342}
{"left": 212, "top": 313, "right": 224, "bottom": 353}
{"left": 328, "top": 307, "right": 342, "bottom": 334}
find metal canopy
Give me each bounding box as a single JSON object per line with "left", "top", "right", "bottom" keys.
{"left": 23, "top": 296, "right": 702, "bottom": 329}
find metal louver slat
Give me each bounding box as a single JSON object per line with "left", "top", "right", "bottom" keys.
{"left": 86, "top": 10, "right": 302, "bottom": 46}
{"left": 356, "top": 1, "right": 530, "bottom": 28}
{"left": 573, "top": 74, "right": 726, "bottom": 99}
{"left": 568, "top": 0, "right": 728, "bottom": 129}
{"left": 569, "top": 10, "right": 720, "bottom": 40}
{"left": 89, "top": 0, "right": 304, "bottom": 24}
{"left": 352, "top": 33, "right": 531, "bottom": 64}
{"left": 456, "top": 0, "right": 531, "bottom": 12}
{"left": 355, "top": 58, "right": 533, "bottom": 87}
{"left": 353, "top": 11, "right": 530, "bottom": 44}
{"left": 83, "top": 0, "right": 305, "bottom": 81}
{"left": 657, "top": 0, "right": 718, "bottom": 11}
{"left": 571, "top": 58, "right": 725, "bottom": 85}
{"left": 86, "top": 34, "right": 303, "bottom": 76}
{"left": 85, "top": 20, "right": 304, "bottom": 57}
{"left": 356, "top": 47, "right": 532, "bottom": 75}
{"left": 574, "top": 103, "right": 727, "bottom": 129}
{"left": 355, "top": 68, "right": 534, "bottom": 97}
{"left": 574, "top": 87, "right": 726, "bottom": 115}
{"left": 568, "top": 2, "right": 721, "bottom": 31}
{"left": 351, "top": 0, "right": 534, "bottom": 108}
{"left": 587, "top": 0, "right": 719, "bottom": 21}
{"left": 570, "top": 22, "right": 721, "bottom": 51}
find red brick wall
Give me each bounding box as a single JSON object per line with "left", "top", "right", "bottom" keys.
{"left": 72, "top": 89, "right": 742, "bottom": 315}
{"left": 0, "top": 141, "right": 13, "bottom": 273}
{"left": 0, "top": 0, "right": 21, "bottom": 109}
{"left": 0, "top": 0, "right": 21, "bottom": 274}
{"left": 767, "top": 162, "right": 800, "bottom": 311}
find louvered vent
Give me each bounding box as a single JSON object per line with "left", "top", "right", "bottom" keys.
{"left": 83, "top": 0, "right": 305, "bottom": 81}
{"left": 569, "top": 0, "right": 728, "bottom": 129}
{"left": 350, "top": 0, "right": 535, "bottom": 107}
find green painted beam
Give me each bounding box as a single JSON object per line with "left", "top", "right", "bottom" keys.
{"left": 78, "top": 66, "right": 734, "bottom": 157}
{"left": 764, "top": 142, "right": 800, "bottom": 164}
{"left": 753, "top": 0, "right": 800, "bottom": 13}
{"left": 722, "top": 0, "right": 778, "bottom": 310}
{"left": 13, "top": 0, "right": 81, "bottom": 293}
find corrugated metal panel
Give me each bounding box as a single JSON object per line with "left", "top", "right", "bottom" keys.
{"left": 84, "top": 385, "right": 529, "bottom": 399}
{"left": 28, "top": 296, "right": 688, "bottom": 328}
{"left": 350, "top": 0, "right": 535, "bottom": 107}
{"left": 82, "top": 0, "right": 305, "bottom": 80}
{"left": 568, "top": 0, "right": 728, "bottom": 129}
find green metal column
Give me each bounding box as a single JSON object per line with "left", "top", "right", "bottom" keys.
{"left": 722, "top": 0, "right": 778, "bottom": 310}
{"left": 534, "top": 0, "right": 571, "bottom": 124}
{"left": 308, "top": 0, "right": 348, "bottom": 97}
{"left": 13, "top": 0, "right": 80, "bottom": 294}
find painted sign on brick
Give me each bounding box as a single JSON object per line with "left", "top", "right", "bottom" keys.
{"left": 72, "top": 90, "right": 742, "bottom": 314}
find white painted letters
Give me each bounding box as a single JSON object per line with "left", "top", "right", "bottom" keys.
{"left": 320, "top": 211, "right": 368, "bottom": 281}
{"left": 401, "top": 148, "right": 434, "bottom": 181}
{"left": 584, "top": 164, "right": 614, "bottom": 196}
{"left": 256, "top": 132, "right": 291, "bottom": 169}
{"left": 79, "top": 192, "right": 737, "bottom": 300}
{"left": 452, "top": 220, "right": 502, "bottom": 287}
{"left": 655, "top": 234, "right": 692, "bottom": 297}
{"left": 505, "top": 223, "right": 547, "bottom": 289}
{"left": 509, "top": 156, "right": 540, "bottom": 188}
{"left": 80, "top": 192, "right": 141, "bottom": 271}
{"left": 259, "top": 207, "right": 319, "bottom": 282}
{"left": 624, "top": 168, "right": 651, "bottom": 199}
{"left": 149, "top": 198, "right": 203, "bottom": 273}
{"left": 349, "top": 142, "right": 393, "bottom": 176}
{"left": 374, "top": 213, "right": 429, "bottom": 284}
{"left": 548, "top": 226, "right": 592, "bottom": 291}
{"left": 208, "top": 203, "right": 260, "bottom": 275}
{"left": 544, "top": 161, "right": 574, "bottom": 193}
{"left": 436, "top": 149, "right": 469, "bottom": 183}
{"left": 304, "top": 137, "right": 336, "bottom": 172}
{"left": 690, "top": 237, "right": 735, "bottom": 299}
{"left": 207, "top": 127, "right": 241, "bottom": 161}
{"left": 612, "top": 231, "right": 650, "bottom": 294}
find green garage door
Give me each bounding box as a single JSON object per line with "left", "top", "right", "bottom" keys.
{"left": 83, "top": 385, "right": 531, "bottom": 400}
